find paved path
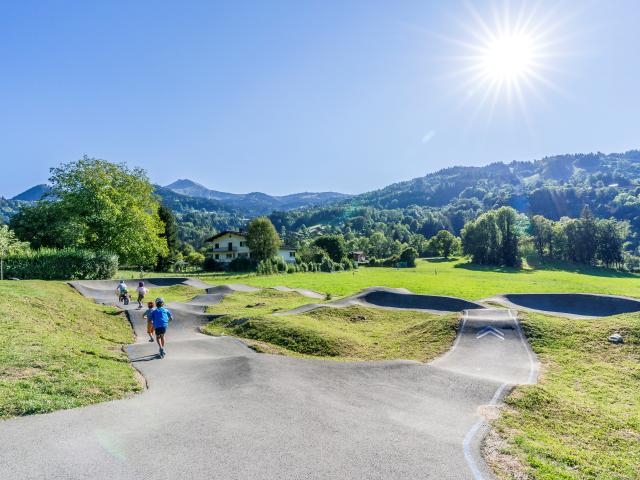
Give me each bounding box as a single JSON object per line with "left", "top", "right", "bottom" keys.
{"left": 0, "top": 280, "right": 537, "bottom": 480}
{"left": 486, "top": 292, "right": 640, "bottom": 318}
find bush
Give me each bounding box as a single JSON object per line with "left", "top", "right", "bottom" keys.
{"left": 399, "top": 247, "right": 418, "bottom": 267}
{"left": 203, "top": 257, "right": 224, "bottom": 272}
{"left": 227, "top": 257, "right": 254, "bottom": 272}
{"left": 320, "top": 257, "right": 335, "bottom": 272}
{"left": 5, "top": 248, "right": 118, "bottom": 280}
{"left": 341, "top": 259, "right": 353, "bottom": 271}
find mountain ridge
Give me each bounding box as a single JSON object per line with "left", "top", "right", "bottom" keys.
{"left": 164, "top": 179, "right": 352, "bottom": 212}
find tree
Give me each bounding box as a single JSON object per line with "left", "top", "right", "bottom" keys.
{"left": 246, "top": 217, "right": 280, "bottom": 262}
{"left": 313, "top": 235, "right": 347, "bottom": 263}
{"left": 530, "top": 215, "right": 554, "bottom": 256}
{"left": 12, "top": 156, "right": 168, "bottom": 266}
{"left": 10, "top": 201, "right": 80, "bottom": 249}
{"left": 156, "top": 204, "right": 180, "bottom": 271}
{"left": 0, "top": 225, "right": 30, "bottom": 280}
{"left": 495, "top": 207, "right": 520, "bottom": 267}
{"left": 431, "top": 230, "right": 460, "bottom": 259}
{"left": 461, "top": 207, "right": 521, "bottom": 266}
{"left": 399, "top": 246, "right": 418, "bottom": 267}
{"left": 596, "top": 219, "right": 628, "bottom": 268}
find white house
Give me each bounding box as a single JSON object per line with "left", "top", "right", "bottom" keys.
{"left": 205, "top": 231, "right": 296, "bottom": 264}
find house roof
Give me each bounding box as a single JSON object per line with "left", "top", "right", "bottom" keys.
{"left": 204, "top": 231, "right": 246, "bottom": 243}
{"left": 279, "top": 245, "right": 297, "bottom": 251}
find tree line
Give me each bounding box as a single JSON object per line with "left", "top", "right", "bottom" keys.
{"left": 460, "top": 206, "right": 629, "bottom": 268}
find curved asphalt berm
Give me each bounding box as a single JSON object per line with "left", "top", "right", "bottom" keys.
{"left": 0, "top": 279, "right": 537, "bottom": 480}
{"left": 278, "top": 286, "right": 487, "bottom": 316}
{"left": 488, "top": 292, "right": 640, "bottom": 318}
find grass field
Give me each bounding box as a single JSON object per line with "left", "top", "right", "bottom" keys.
{"left": 0, "top": 281, "right": 141, "bottom": 419}
{"left": 489, "top": 311, "right": 640, "bottom": 480}
{"left": 202, "top": 289, "right": 458, "bottom": 361}
{"left": 197, "top": 258, "right": 640, "bottom": 300}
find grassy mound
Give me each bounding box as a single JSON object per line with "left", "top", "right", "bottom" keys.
{"left": 203, "top": 290, "right": 458, "bottom": 361}
{"left": 0, "top": 281, "right": 140, "bottom": 419}
{"left": 489, "top": 312, "right": 640, "bottom": 479}
{"left": 145, "top": 284, "right": 203, "bottom": 304}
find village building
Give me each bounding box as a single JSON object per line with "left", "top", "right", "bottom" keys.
{"left": 205, "top": 231, "right": 296, "bottom": 264}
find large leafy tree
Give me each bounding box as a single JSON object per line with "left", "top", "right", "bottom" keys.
{"left": 156, "top": 204, "right": 180, "bottom": 271}
{"left": 313, "top": 234, "right": 347, "bottom": 263}
{"left": 12, "top": 156, "right": 168, "bottom": 266}
{"left": 430, "top": 230, "right": 460, "bottom": 259}
{"left": 246, "top": 217, "right": 280, "bottom": 262}
{"left": 461, "top": 207, "right": 521, "bottom": 267}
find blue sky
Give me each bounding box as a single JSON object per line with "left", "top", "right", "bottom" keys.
{"left": 1, "top": 0, "right": 639, "bottom": 197}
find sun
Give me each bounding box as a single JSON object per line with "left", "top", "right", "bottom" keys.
{"left": 480, "top": 33, "right": 535, "bottom": 82}
{"left": 444, "top": 1, "right": 568, "bottom": 119}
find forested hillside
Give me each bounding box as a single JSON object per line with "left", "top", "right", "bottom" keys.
{"left": 0, "top": 198, "right": 24, "bottom": 224}
{"left": 4, "top": 150, "right": 640, "bottom": 250}
{"left": 165, "top": 179, "right": 351, "bottom": 215}
{"left": 270, "top": 150, "right": 640, "bottom": 249}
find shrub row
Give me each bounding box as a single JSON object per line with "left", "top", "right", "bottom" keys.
{"left": 366, "top": 247, "right": 418, "bottom": 268}
{"left": 5, "top": 248, "right": 118, "bottom": 280}
{"left": 256, "top": 257, "right": 356, "bottom": 276}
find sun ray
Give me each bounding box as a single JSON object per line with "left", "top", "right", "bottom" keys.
{"left": 439, "top": 0, "right": 576, "bottom": 125}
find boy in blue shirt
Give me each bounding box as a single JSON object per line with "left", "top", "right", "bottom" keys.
{"left": 150, "top": 297, "right": 173, "bottom": 358}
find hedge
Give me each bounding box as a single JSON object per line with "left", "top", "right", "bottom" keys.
{"left": 4, "top": 248, "right": 119, "bottom": 280}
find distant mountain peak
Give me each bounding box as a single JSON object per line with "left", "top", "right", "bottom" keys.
{"left": 12, "top": 184, "right": 50, "bottom": 201}
{"left": 162, "top": 178, "right": 352, "bottom": 215}
{"left": 165, "top": 179, "right": 208, "bottom": 190}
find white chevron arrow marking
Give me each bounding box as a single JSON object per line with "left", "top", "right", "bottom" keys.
{"left": 476, "top": 326, "right": 505, "bottom": 340}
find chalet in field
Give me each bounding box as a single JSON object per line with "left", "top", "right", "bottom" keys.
{"left": 205, "top": 231, "right": 296, "bottom": 264}
{"left": 350, "top": 251, "right": 368, "bottom": 264}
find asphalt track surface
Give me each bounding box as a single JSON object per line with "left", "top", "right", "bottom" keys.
{"left": 488, "top": 293, "right": 640, "bottom": 318}
{"left": 278, "top": 286, "right": 486, "bottom": 316}
{"left": 0, "top": 279, "right": 538, "bottom": 480}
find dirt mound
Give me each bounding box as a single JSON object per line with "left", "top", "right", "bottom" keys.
{"left": 499, "top": 293, "right": 640, "bottom": 317}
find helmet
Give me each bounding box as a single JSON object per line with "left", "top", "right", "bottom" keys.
{"left": 155, "top": 297, "right": 165, "bottom": 306}
{"left": 139, "top": 281, "right": 144, "bottom": 287}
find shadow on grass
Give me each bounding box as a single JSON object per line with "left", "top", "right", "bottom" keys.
{"left": 526, "top": 256, "right": 638, "bottom": 278}
{"left": 422, "top": 257, "right": 460, "bottom": 263}
{"left": 453, "top": 257, "right": 639, "bottom": 278}
{"left": 454, "top": 262, "right": 533, "bottom": 274}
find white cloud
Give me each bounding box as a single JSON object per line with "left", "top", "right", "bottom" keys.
{"left": 421, "top": 130, "right": 436, "bottom": 144}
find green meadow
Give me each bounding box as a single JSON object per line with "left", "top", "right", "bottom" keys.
{"left": 198, "top": 258, "right": 640, "bottom": 300}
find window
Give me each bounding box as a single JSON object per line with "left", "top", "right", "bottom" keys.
{"left": 240, "top": 241, "right": 245, "bottom": 247}
{"left": 290, "top": 251, "right": 295, "bottom": 257}
{"left": 226, "top": 253, "right": 232, "bottom": 258}
{"left": 214, "top": 243, "right": 219, "bottom": 249}
{"left": 215, "top": 254, "right": 219, "bottom": 260}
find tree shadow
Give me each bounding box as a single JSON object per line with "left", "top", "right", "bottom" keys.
{"left": 525, "top": 256, "right": 639, "bottom": 278}
{"left": 422, "top": 257, "right": 459, "bottom": 263}
{"left": 453, "top": 262, "right": 533, "bottom": 274}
